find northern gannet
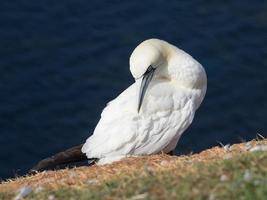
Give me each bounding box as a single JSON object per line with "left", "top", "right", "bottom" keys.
{"left": 32, "top": 39, "right": 207, "bottom": 171}
{"left": 82, "top": 39, "right": 207, "bottom": 164}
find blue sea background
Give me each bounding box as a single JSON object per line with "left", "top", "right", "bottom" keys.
{"left": 0, "top": 0, "right": 266, "bottom": 179}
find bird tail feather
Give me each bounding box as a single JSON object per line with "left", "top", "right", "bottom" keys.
{"left": 30, "top": 144, "right": 96, "bottom": 172}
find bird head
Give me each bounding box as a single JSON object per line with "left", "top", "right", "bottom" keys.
{"left": 129, "top": 39, "right": 169, "bottom": 112}
{"left": 129, "top": 39, "right": 207, "bottom": 112}
{"left": 129, "top": 39, "right": 167, "bottom": 79}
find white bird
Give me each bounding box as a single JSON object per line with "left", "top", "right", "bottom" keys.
{"left": 81, "top": 39, "right": 207, "bottom": 164}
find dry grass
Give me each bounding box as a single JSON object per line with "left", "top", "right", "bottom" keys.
{"left": 1, "top": 139, "right": 266, "bottom": 191}
{"left": 0, "top": 139, "right": 266, "bottom": 199}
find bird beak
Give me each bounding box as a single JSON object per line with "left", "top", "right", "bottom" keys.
{"left": 138, "top": 65, "right": 155, "bottom": 112}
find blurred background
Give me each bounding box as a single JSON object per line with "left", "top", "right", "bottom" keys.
{"left": 0, "top": 0, "right": 266, "bottom": 179}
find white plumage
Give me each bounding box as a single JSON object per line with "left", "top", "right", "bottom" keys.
{"left": 82, "top": 39, "right": 207, "bottom": 164}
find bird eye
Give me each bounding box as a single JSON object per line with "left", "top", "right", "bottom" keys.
{"left": 143, "top": 65, "right": 155, "bottom": 76}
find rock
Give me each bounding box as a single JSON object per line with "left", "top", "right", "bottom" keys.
{"left": 243, "top": 170, "right": 252, "bottom": 182}
{"left": 48, "top": 194, "right": 56, "bottom": 200}
{"left": 249, "top": 145, "right": 267, "bottom": 152}
{"left": 14, "top": 186, "right": 32, "bottom": 200}
{"left": 220, "top": 174, "right": 229, "bottom": 182}
{"left": 129, "top": 193, "right": 148, "bottom": 200}
{"left": 223, "top": 144, "right": 231, "bottom": 151}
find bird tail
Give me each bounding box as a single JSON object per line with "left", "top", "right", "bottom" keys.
{"left": 30, "top": 144, "right": 96, "bottom": 172}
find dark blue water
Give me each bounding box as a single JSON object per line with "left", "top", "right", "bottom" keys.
{"left": 0, "top": 0, "right": 266, "bottom": 179}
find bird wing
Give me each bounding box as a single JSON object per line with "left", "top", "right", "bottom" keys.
{"left": 132, "top": 80, "right": 195, "bottom": 154}
{"left": 82, "top": 82, "right": 140, "bottom": 158}
{"left": 82, "top": 80, "right": 195, "bottom": 159}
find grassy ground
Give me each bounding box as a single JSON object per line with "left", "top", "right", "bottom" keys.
{"left": 0, "top": 139, "right": 266, "bottom": 200}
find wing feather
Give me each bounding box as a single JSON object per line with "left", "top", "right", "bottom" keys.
{"left": 82, "top": 79, "right": 195, "bottom": 159}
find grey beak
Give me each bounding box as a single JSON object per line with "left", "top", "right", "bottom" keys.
{"left": 138, "top": 65, "right": 155, "bottom": 112}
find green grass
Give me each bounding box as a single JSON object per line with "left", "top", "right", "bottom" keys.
{"left": 1, "top": 151, "right": 266, "bottom": 200}
{"left": 0, "top": 192, "right": 13, "bottom": 200}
